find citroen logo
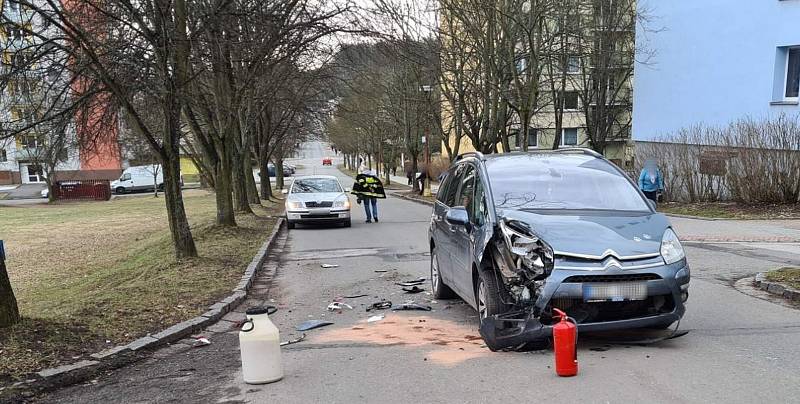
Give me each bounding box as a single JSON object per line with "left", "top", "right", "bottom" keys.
{"left": 603, "top": 258, "right": 623, "bottom": 270}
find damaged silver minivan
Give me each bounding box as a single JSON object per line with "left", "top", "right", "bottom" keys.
{"left": 428, "top": 149, "right": 689, "bottom": 350}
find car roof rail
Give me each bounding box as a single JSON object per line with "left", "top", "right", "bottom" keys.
{"left": 552, "top": 147, "right": 603, "bottom": 158}
{"left": 456, "top": 151, "right": 486, "bottom": 161}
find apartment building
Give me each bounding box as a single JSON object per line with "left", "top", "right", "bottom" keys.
{"left": 633, "top": 0, "right": 800, "bottom": 139}
{"left": 441, "top": 0, "right": 636, "bottom": 168}
{"left": 0, "top": 0, "right": 121, "bottom": 185}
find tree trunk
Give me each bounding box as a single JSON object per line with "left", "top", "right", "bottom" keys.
{"left": 259, "top": 158, "right": 273, "bottom": 200}
{"left": 232, "top": 153, "right": 253, "bottom": 213}
{"left": 245, "top": 161, "right": 260, "bottom": 205}
{"left": 209, "top": 127, "right": 237, "bottom": 225}
{"left": 275, "top": 156, "right": 285, "bottom": 191}
{"left": 161, "top": 147, "right": 198, "bottom": 258}
{"left": 0, "top": 243, "right": 21, "bottom": 328}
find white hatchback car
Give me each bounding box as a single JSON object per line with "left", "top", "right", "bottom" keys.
{"left": 283, "top": 175, "right": 351, "bottom": 229}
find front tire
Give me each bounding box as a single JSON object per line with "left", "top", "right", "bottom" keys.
{"left": 115, "top": 187, "right": 126, "bottom": 194}
{"left": 476, "top": 269, "right": 509, "bottom": 321}
{"left": 287, "top": 221, "right": 296, "bottom": 229}
{"left": 343, "top": 219, "right": 351, "bottom": 228}
{"left": 430, "top": 247, "right": 455, "bottom": 299}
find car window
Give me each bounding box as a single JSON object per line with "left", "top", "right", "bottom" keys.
{"left": 292, "top": 178, "right": 342, "bottom": 193}
{"left": 443, "top": 165, "right": 463, "bottom": 207}
{"left": 457, "top": 165, "right": 476, "bottom": 211}
{"left": 436, "top": 167, "right": 456, "bottom": 206}
{"left": 121, "top": 173, "right": 131, "bottom": 181}
{"left": 471, "top": 177, "right": 487, "bottom": 226}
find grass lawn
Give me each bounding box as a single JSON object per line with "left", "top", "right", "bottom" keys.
{"left": 659, "top": 202, "right": 800, "bottom": 219}
{"left": 765, "top": 267, "right": 800, "bottom": 291}
{"left": 0, "top": 190, "right": 280, "bottom": 383}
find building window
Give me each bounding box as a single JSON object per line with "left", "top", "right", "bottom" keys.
{"left": 561, "top": 128, "right": 578, "bottom": 146}
{"left": 567, "top": 56, "right": 581, "bottom": 73}
{"left": 563, "top": 91, "right": 579, "bottom": 110}
{"left": 786, "top": 48, "right": 800, "bottom": 100}
{"left": 513, "top": 128, "right": 538, "bottom": 149}
{"left": 0, "top": 149, "right": 7, "bottom": 162}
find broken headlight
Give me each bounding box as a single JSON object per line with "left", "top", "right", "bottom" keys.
{"left": 660, "top": 228, "right": 685, "bottom": 265}
{"left": 499, "top": 219, "right": 553, "bottom": 278}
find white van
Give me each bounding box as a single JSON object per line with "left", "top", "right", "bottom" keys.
{"left": 111, "top": 165, "right": 164, "bottom": 194}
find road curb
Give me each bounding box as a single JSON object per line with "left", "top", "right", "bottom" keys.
{"left": 393, "top": 191, "right": 434, "bottom": 206}
{"left": 6, "top": 218, "right": 285, "bottom": 399}
{"left": 754, "top": 272, "right": 800, "bottom": 303}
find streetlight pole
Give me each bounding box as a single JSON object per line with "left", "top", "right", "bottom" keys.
{"left": 420, "top": 85, "right": 433, "bottom": 197}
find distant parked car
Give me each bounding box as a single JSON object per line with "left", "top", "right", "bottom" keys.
{"left": 111, "top": 165, "right": 164, "bottom": 194}
{"left": 266, "top": 163, "right": 292, "bottom": 177}
{"left": 322, "top": 157, "right": 332, "bottom": 166}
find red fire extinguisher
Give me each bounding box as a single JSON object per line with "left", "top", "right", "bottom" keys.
{"left": 552, "top": 308, "right": 578, "bottom": 377}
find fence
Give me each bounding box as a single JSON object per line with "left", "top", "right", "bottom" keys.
{"left": 52, "top": 180, "right": 111, "bottom": 201}
{"left": 634, "top": 114, "right": 800, "bottom": 204}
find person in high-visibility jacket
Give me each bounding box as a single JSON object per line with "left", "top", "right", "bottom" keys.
{"left": 351, "top": 170, "right": 386, "bottom": 223}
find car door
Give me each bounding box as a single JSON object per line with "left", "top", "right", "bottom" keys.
{"left": 432, "top": 165, "right": 461, "bottom": 286}
{"left": 448, "top": 164, "right": 480, "bottom": 298}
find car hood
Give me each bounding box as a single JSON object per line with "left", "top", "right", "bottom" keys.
{"left": 289, "top": 192, "right": 345, "bottom": 202}
{"left": 497, "top": 209, "right": 670, "bottom": 259}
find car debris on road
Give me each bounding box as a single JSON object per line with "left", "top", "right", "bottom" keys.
{"left": 392, "top": 303, "right": 432, "bottom": 311}
{"left": 366, "top": 300, "right": 392, "bottom": 312}
{"left": 280, "top": 333, "right": 307, "bottom": 347}
{"left": 367, "top": 314, "right": 385, "bottom": 323}
{"left": 296, "top": 320, "right": 334, "bottom": 331}
{"left": 327, "top": 302, "right": 354, "bottom": 311}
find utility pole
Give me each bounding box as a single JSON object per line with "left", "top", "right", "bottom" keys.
{"left": 420, "top": 85, "right": 433, "bottom": 197}
{"left": 423, "top": 129, "right": 431, "bottom": 197}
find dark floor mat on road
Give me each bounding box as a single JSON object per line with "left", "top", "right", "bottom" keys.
{"left": 392, "top": 303, "right": 432, "bottom": 311}
{"left": 402, "top": 286, "right": 425, "bottom": 294}
{"left": 395, "top": 277, "right": 426, "bottom": 287}
{"left": 296, "top": 320, "right": 334, "bottom": 331}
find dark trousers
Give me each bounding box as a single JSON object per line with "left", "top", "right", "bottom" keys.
{"left": 643, "top": 190, "right": 658, "bottom": 203}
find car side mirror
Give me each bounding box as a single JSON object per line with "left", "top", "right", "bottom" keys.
{"left": 647, "top": 199, "right": 657, "bottom": 211}
{"left": 281, "top": 189, "right": 289, "bottom": 195}
{"left": 445, "top": 207, "right": 470, "bottom": 227}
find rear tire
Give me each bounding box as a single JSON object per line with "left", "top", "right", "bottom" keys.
{"left": 476, "top": 269, "right": 509, "bottom": 321}
{"left": 287, "top": 221, "right": 295, "bottom": 229}
{"left": 430, "top": 247, "right": 456, "bottom": 299}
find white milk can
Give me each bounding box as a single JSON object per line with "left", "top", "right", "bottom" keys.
{"left": 239, "top": 306, "right": 283, "bottom": 384}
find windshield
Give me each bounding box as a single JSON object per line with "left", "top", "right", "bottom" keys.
{"left": 292, "top": 178, "right": 342, "bottom": 193}
{"left": 487, "top": 154, "right": 650, "bottom": 212}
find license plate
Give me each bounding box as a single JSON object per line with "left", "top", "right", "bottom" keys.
{"left": 309, "top": 208, "right": 330, "bottom": 215}
{"left": 583, "top": 282, "right": 647, "bottom": 302}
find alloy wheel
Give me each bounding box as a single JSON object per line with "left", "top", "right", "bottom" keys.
{"left": 431, "top": 251, "right": 440, "bottom": 293}
{"left": 477, "top": 280, "right": 488, "bottom": 320}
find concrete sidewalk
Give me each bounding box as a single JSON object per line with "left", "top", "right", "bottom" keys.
{"left": 2, "top": 183, "right": 45, "bottom": 199}
{"left": 670, "top": 216, "right": 800, "bottom": 242}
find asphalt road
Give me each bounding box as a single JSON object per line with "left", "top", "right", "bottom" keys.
{"left": 40, "top": 141, "right": 800, "bottom": 403}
